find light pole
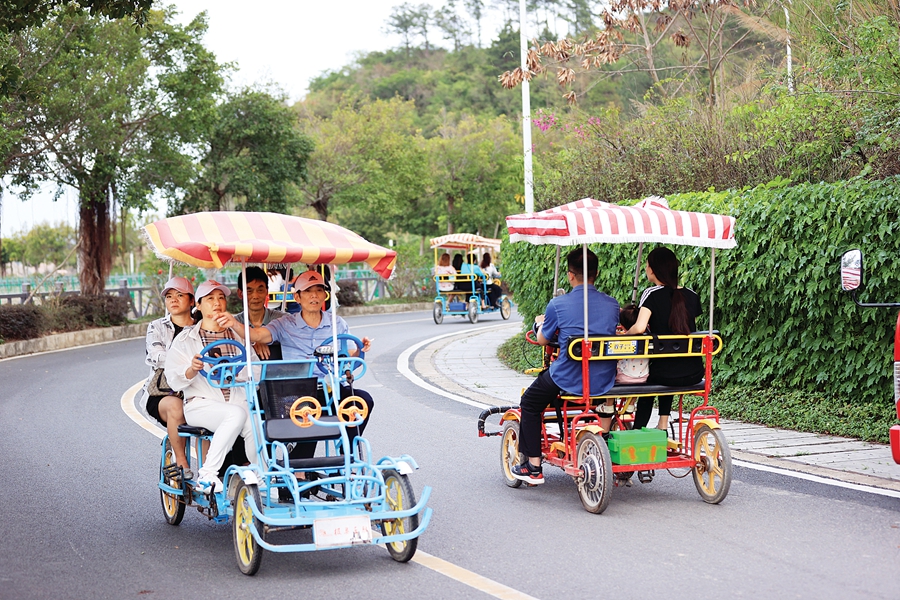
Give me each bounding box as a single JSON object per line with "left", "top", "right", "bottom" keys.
{"left": 519, "top": 0, "right": 534, "bottom": 213}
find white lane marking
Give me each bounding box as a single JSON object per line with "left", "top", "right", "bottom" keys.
{"left": 0, "top": 335, "right": 144, "bottom": 362}
{"left": 396, "top": 324, "right": 514, "bottom": 410}
{"left": 732, "top": 459, "right": 900, "bottom": 499}
{"left": 412, "top": 551, "right": 540, "bottom": 600}
{"left": 120, "top": 380, "right": 165, "bottom": 439}
{"left": 350, "top": 317, "right": 433, "bottom": 328}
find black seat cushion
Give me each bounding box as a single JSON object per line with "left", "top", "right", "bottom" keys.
{"left": 258, "top": 376, "right": 319, "bottom": 420}
{"left": 264, "top": 415, "right": 342, "bottom": 442}
{"left": 288, "top": 456, "right": 345, "bottom": 469}
{"left": 177, "top": 424, "right": 212, "bottom": 436}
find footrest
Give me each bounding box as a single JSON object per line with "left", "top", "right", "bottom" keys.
{"left": 177, "top": 424, "right": 213, "bottom": 436}
{"left": 288, "top": 456, "right": 346, "bottom": 469}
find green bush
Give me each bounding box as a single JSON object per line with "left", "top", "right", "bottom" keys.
{"left": 502, "top": 177, "right": 900, "bottom": 442}
{"left": 0, "top": 304, "right": 44, "bottom": 340}
{"left": 56, "top": 294, "right": 129, "bottom": 327}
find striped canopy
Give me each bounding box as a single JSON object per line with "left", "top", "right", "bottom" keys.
{"left": 143, "top": 212, "right": 397, "bottom": 278}
{"left": 506, "top": 197, "right": 736, "bottom": 249}
{"left": 430, "top": 233, "right": 502, "bottom": 252}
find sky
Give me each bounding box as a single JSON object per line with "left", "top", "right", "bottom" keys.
{"left": 2, "top": 0, "right": 509, "bottom": 237}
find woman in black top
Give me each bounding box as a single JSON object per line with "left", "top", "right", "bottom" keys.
{"left": 626, "top": 247, "right": 704, "bottom": 432}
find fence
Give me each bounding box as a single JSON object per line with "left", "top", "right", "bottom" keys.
{"left": 0, "top": 280, "right": 154, "bottom": 319}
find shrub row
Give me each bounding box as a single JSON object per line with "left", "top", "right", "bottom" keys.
{"left": 502, "top": 176, "right": 900, "bottom": 441}
{"left": 0, "top": 294, "right": 129, "bottom": 341}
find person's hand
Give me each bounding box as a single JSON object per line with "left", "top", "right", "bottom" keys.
{"left": 253, "top": 342, "right": 270, "bottom": 360}
{"left": 186, "top": 354, "right": 204, "bottom": 379}
{"left": 534, "top": 314, "right": 545, "bottom": 326}
{"left": 361, "top": 337, "right": 373, "bottom": 353}
{"left": 215, "top": 311, "right": 236, "bottom": 330}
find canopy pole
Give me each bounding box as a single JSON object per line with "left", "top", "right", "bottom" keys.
{"left": 553, "top": 246, "right": 561, "bottom": 295}
{"left": 709, "top": 248, "right": 716, "bottom": 333}
{"left": 240, "top": 260, "right": 253, "bottom": 378}
{"left": 581, "top": 243, "right": 590, "bottom": 403}
{"left": 167, "top": 263, "right": 173, "bottom": 280}
{"left": 330, "top": 264, "right": 340, "bottom": 399}
{"left": 280, "top": 266, "right": 289, "bottom": 312}
{"left": 630, "top": 242, "right": 644, "bottom": 306}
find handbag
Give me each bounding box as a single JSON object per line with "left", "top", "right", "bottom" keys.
{"left": 147, "top": 368, "right": 181, "bottom": 398}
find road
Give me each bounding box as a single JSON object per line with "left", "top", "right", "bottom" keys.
{"left": 1, "top": 310, "right": 898, "bottom": 599}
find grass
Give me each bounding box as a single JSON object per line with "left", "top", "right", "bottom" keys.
{"left": 496, "top": 332, "right": 895, "bottom": 444}
{"left": 366, "top": 296, "right": 432, "bottom": 306}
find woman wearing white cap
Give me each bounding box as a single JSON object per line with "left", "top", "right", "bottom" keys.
{"left": 144, "top": 276, "right": 196, "bottom": 477}
{"left": 165, "top": 280, "right": 261, "bottom": 493}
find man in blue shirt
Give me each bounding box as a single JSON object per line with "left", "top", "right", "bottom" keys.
{"left": 511, "top": 248, "right": 619, "bottom": 485}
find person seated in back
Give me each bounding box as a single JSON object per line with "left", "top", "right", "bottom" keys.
{"left": 480, "top": 252, "right": 503, "bottom": 309}
{"left": 234, "top": 266, "right": 286, "bottom": 361}
{"left": 511, "top": 249, "right": 619, "bottom": 485}
{"left": 596, "top": 304, "right": 650, "bottom": 431}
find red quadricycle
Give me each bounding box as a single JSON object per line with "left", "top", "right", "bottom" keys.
{"left": 478, "top": 197, "right": 737, "bottom": 513}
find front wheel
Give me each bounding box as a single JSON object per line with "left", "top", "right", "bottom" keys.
{"left": 381, "top": 469, "right": 419, "bottom": 562}
{"left": 467, "top": 301, "right": 479, "bottom": 323}
{"left": 433, "top": 302, "right": 443, "bottom": 324}
{"left": 500, "top": 420, "right": 524, "bottom": 488}
{"left": 499, "top": 298, "right": 511, "bottom": 320}
{"left": 692, "top": 425, "right": 732, "bottom": 504}
{"left": 160, "top": 438, "right": 185, "bottom": 526}
{"left": 232, "top": 481, "right": 264, "bottom": 575}
{"left": 576, "top": 432, "right": 613, "bottom": 514}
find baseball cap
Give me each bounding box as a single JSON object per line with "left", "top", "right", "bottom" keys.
{"left": 161, "top": 276, "right": 194, "bottom": 297}
{"left": 195, "top": 279, "right": 231, "bottom": 301}
{"left": 293, "top": 270, "right": 326, "bottom": 292}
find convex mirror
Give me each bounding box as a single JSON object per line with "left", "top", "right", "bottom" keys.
{"left": 840, "top": 249, "right": 863, "bottom": 292}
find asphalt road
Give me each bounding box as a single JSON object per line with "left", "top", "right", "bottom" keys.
{"left": 1, "top": 309, "right": 899, "bottom": 599}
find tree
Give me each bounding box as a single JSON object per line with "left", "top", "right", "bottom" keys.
{"left": 177, "top": 88, "right": 314, "bottom": 214}
{"left": 19, "top": 222, "right": 77, "bottom": 268}
{"left": 0, "top": 1, "right": 153, "bottom": 33}
{"left": 386, "top": 3, "right": 418, "bottom": 58}
{"left": 0, "top": 8, "right": 224, "bottom": 295}
{"left": 435, "top": 2, "right": 470, "bottom": 51}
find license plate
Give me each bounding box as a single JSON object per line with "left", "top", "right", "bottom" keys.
{"left": 605, "top": 340, "right": 637, "bottom": 356}
{"left": 313, "top": 515, "right": 373, "bottom": 548}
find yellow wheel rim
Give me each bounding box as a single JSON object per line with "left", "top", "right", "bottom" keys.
{"left": 695, "top": 431, "right": 724, "bottom": 496}
{"left": 235, "top": 488, "right": 255, "bottom": 566}
{"left": 383, "top": 476, "right": 407, "bottom": 550}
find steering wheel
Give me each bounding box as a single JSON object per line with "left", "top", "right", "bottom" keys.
{"left": 198, "top": 339, "right": 247, "bottom": 383}
{"left": 289, "top": 396, "right": 322, "bottom": 428}
{"left": 337, "top": 396, "right": 369, "bottom": 425}
{"left": 318, "top": 333, "right": 367, "bottom": 381}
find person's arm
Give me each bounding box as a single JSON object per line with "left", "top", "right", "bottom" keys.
{"left": 165, "top": 336, "right": 201, "bottom": 391}
{"left": 535, "top": 303, "right": 559, "bottom": 346}
{"left": 216, "top": 312, "right": 273, "bottom": 344}
{"left": 625, "top": 307, "right": 651, "bottom": 335}
{"left": 145, "top": 320, "right": 168, "bottom": 369}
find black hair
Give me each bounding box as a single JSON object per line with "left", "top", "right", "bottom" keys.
{"left": 619, "top": 304, "right": 639, "bottom": 329}
{"left": 647, "top": 246, "right": 690, "bottom": 335}
{"left": 237, "top": 266, "right": 268, "bottom": 291}
{"left": 566, "top": 248, "right": 598, "bottom": 282}
{"left": 452, "top": 254, "right": 463, "bottom": 271}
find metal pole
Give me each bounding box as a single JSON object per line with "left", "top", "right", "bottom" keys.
{"left": 784, "top": 1, "right": 794, "bottom": 93}
{"left": 630, "top": 243, "right": 644, "bottom": 306}
{"left": 709, "top": 248, "right": 716, "bottom": 333}
{"left": 519, "top": 0, "right": 534, "bottom": 213}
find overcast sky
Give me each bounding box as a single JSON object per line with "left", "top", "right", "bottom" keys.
{"left": 3, "top": 0, "right": 512, "bottom": 237}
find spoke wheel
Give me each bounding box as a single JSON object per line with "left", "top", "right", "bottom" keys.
{"left": 467, "top": 300, "right": 479, "bottom": 323}
{"left": 692, "top": 425, "right": 732, "bottom": 504}
{"left": 576, "top": 432, "right": 613, "bottom": 514}
{"left": 381, "top": 469, "right": 419, "bottom": 562}
{"left": 232, "top": 481, "right": 264, "bottom": 576}
{"left": 433, "top": 302, "right": 443, "bottom": 324}
{"left": 500, "top": 298, "right": 511, "bottom": 320}
{"left": 500, "top": 420, "right": 524, "bottom": 488}
{"left": 160, "top": 439, "right": 185, "bottom": 526}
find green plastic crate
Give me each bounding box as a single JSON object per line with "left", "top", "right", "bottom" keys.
{"left": 607, "top": 428, "right": 667, "bottom": 465}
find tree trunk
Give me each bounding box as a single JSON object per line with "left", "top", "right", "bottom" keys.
{"left": 77, "top": 174, "right": 113, "bottom": 296}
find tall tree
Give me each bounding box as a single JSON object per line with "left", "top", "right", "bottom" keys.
{"left": 178, "top": 88, "right": 314, "bottom": 214}
{"left": 386, "top": 3, "right": 418, "bottom": 58}
{"left": 0, "top": 8, "right": 224, "bottom": 295}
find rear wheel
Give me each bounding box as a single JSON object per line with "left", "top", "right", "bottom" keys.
{"left": 160, "top": 439, "right": 185, "bottom": 526}
{"left": 433, "top": 302, "right": 444, "bottom": 324}
{"left": 576, "top": 432, "right": 613, "bottom": 514}
{"left": 467, "top": 300, "right": 479, "bottom": 323}
{"left": 232, "top": 481, "right": 264, "bottom": 575}
{"left": 500, "top": 298, "right": 511, "bottom": 320}
{"left": 692, "top": 425, "right": 732, "bottom": 504}
{"left": 500, "top": 420, "right": 524, "bottom": 488}
{"left": 381, "top": 469, "right": 419, "bottom": 562}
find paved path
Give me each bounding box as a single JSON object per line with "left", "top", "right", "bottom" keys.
{"left": 422, "top": 323, "right": 900, "bottom": 492}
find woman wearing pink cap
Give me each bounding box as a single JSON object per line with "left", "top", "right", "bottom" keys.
{"left": 165, "top": 280, "right": 261, "bottom": 493}
{"left": 144, "top": 276, "right": 196, "bottom": 477}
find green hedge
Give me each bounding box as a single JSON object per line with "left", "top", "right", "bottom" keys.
{"left": 502, "top": 176, "right": 900, "bottom": 439}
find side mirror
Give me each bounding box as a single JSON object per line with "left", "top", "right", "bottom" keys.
{"left": 313, "top": 344, "right": 334, "bottom": 357}
{"left": 840, "top": 249, "right": 863, "bottom": 292}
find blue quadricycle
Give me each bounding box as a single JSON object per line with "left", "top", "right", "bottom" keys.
{"left": 145, "top": 211, "right": 432, "bottom": 575}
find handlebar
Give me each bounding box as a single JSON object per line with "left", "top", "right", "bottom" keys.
{"left": 477, "top": 405, "right": 520, "bottom": 437}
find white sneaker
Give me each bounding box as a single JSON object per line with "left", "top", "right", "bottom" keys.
{"left": 195, "top": 476, "right": 222, "bottom": 494}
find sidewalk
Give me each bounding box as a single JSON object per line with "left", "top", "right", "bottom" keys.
{"left": 420, "top": 323, "right": 900, "bottom": 492}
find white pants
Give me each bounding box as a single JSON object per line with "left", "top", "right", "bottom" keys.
{"left": 184, "top": 398, "right": 258, "bottom": 482}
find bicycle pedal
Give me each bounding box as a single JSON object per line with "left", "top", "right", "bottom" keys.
{"left": 637, "top": 470, "right": 655, "bottom": 484}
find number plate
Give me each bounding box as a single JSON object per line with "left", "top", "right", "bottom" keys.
{"left": 605, "top": 340, "right": 638, "bottom": 356}
{"left": 313, "top": 515, "right": 373, "bottom": 548}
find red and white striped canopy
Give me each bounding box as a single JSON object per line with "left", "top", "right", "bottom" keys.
{"left": 143, "top": 212, "right": 397, "bottom": 278}
{"left": 506, "top": 197, "right": 736, "bottom": 249}
{"left": 430, "top": 233, "right": 502, "bottom": 252}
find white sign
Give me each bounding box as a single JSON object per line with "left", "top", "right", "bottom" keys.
{"left": 314, "top": 515, "right": 373, "bottom": 548}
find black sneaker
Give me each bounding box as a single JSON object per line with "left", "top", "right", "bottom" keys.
{"left": 511, "top": 461, "right": 545, "bottom": 485}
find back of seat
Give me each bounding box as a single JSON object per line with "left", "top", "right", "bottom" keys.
{"left": 258, "top": 376, "right": 341, "bottom": 442}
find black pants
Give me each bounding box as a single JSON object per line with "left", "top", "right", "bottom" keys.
{"left": 487, "top": 283, "right": 502, "bottom": 307}
{"left": 289, "top": 386, "right": 374, "bottom": 459}
{"left": 518, "top": 369, "right": 562, "bottom": 459}
{"left": 633, "top": 373, "right": 703, "bottom": 430}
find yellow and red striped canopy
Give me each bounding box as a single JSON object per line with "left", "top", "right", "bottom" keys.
{"left": 430, "top": 233, "right": 502, "bottom": 252}
{"left": 143, "top": 212, "right": 397, "bottom": 278}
